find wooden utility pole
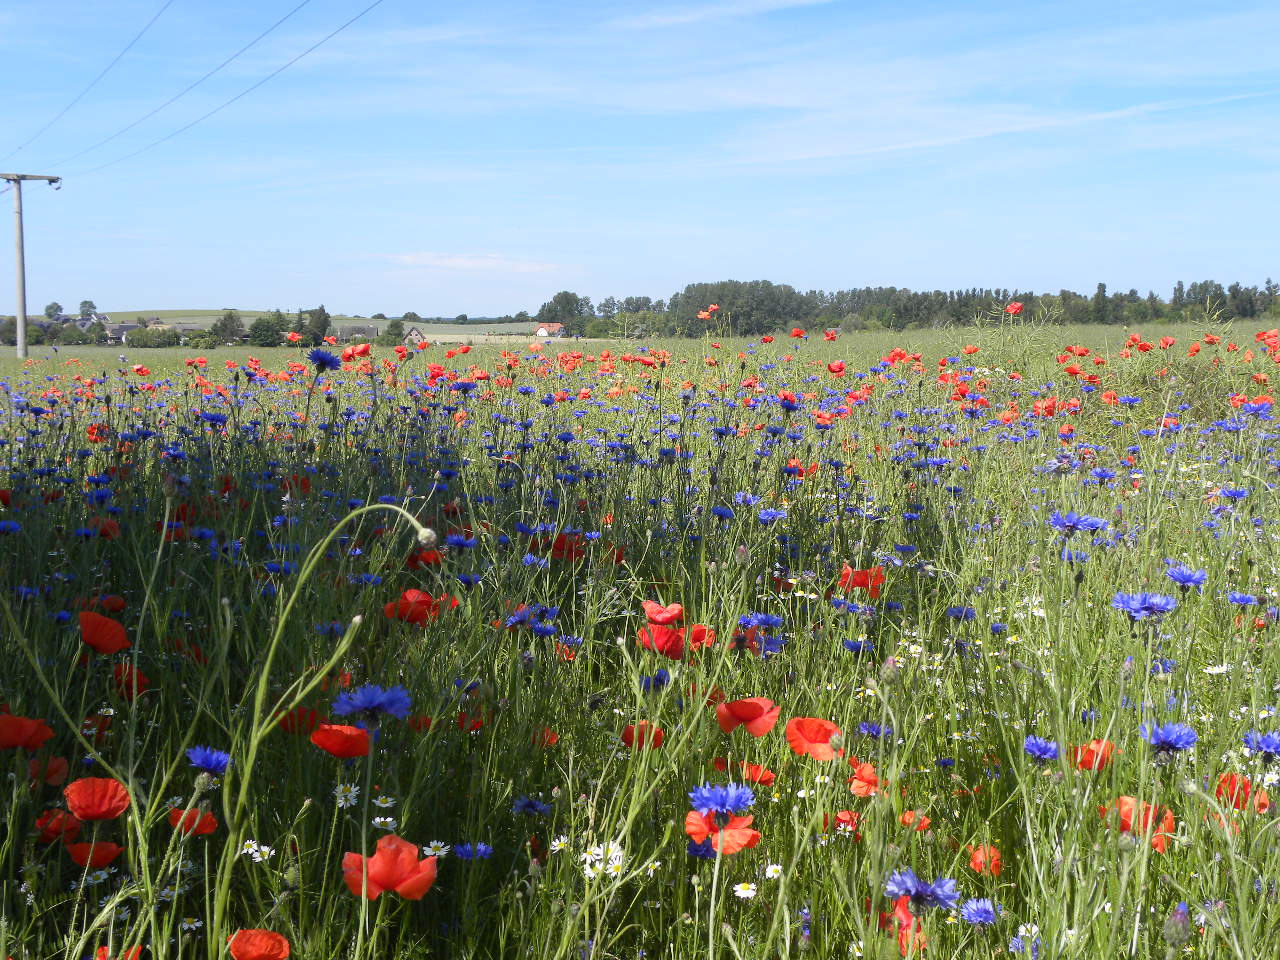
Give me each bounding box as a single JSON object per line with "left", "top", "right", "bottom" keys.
{"left": 1, "top": 173, "right": 61, "bottom": 359}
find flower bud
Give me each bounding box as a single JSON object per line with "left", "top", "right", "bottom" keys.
{"left": 1163, "top": 902, "right": 1191, "bottom": 947}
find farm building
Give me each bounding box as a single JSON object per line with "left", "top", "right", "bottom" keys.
{"left": 534, "top": 322, "right": 565, "bottom": 338}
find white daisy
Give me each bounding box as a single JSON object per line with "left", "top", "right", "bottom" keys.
{"left": 733, "top": 882, "right": 757, "bottom": 899}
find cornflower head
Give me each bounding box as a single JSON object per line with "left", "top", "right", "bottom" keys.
{"left": 332, "top": 683, "right": 412, "bottom": 723}
{"left": 1024, "top": 735, "right": 1059, "bottom": 763}
{"left": 884, "top": 868, "right": 960, "bottom": 911}
{"left": 185, "top": 746, "right": 231, "bottom": 776}
{"left": 1140, "top": 722, "right": 1197, "bottom": 755}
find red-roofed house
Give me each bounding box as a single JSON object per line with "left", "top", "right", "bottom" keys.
{"left": 534, "top": 322, "right": 565, "bottom": 338}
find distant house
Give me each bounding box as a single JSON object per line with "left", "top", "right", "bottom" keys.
{"left": 338, "top": 325, "right": 377, "bottom": 342}
{"left": 534, "top": 322, "right": 565, "bottom": 338}
{"left": 105, "top": 324, "right": 141, "bottom": 344}
{"left": 404, "top": 326, "right": 426, "bottom": 343}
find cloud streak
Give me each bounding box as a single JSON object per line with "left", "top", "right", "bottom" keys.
{"left": 610, "top": 0, "right": 837, "bottom": 29}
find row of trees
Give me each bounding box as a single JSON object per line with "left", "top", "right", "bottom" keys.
{"left": 530, "top": 278, "right": 1280, "bottom": 337}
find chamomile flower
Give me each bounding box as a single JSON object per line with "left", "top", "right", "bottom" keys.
{"left": 423, "top": 841, "right": 450, "bottom": 857}
{"left": 333, "top": 783, "right": 360, "bottom": 808}
{"left": 765, "top": 863, "right": 784, "bottom": 879}
{"left": 733, "top": 882, "right": 758, "bottom": 899}
{"left": 371, "top": 816, "right": 398, "bottom": 830}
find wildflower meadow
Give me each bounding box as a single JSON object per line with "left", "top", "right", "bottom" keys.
{"left": 3, "top": 313, "right": 1280, "bottom": 959}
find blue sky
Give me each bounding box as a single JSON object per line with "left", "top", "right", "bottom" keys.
{"left": 0, "top": 0, "right": 1276, "bottom": 316}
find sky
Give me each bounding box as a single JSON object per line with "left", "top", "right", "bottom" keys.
{"left": 0, "top": 0, "right": 1276, "bottom": 317}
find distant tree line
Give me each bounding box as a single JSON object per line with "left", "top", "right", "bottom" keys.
{"left": 521, "top": 278, "right": 1280, "bottom": 338}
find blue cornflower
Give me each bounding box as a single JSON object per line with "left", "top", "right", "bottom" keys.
{"left": 757, "top": 508, "right": 787, "bottom": 525}
{"left": 1024, "top": 735, "right": 1059, "bottom": 763}
{"left": 332, "top": 683, "right": 412, "bottom": 721}
{"left": 688, "top": 783, "right": 755, "bottom": 816}
{"left": 1140, "top": 722, "right": 1197, "bottom": 754}
{"left": 945, "top": 605, "right": 976, "bottom": 621}
{"left": 455, "top": 842, "right": 494, "bottom": 860}
{"left": 1226, "top": 591, "right": 1258, "bottom": 605}
{"left": 1150, "top": 658, "right": 1177, "bottom": 675}
{"left": 640, "top": 669, "right": 671, "bottom": 692}
{"left": 687, "top": 838, "right": 717, "bottom": 859}
{"left": 859, "top": 722, "right": 892, "bottom": 740}
{"left": 512, "top": 796, "right": 551, "bottom": 816}
{"left": 1165, "top": 564, "right": 1207, "bottom": 592}
{"left": 843, "top": 639, "right": 875, "bottom": 655}
{"left": 960, "top": 898, "right": 1001, "bottom": 925}
{"left": 1112, "top": 592, "right": 1178, "bottom": 622}
{"left": 710, "top": 505, "right": 735, "bottom": 520}
{"left": 990, "top": 623, "right": 1007, "bottom": 635}
{"left": 308, "top": 348, "right": 341, "bottom": 372}
{"left": 186, "top": 745, "right": 231, "bottom": 775}
{"left": 1009, "top": 933, "right": 1042, "bottom": 957}
{"left": 1048, "top": 510, "right": 1108, "bottom": 535}
{"left": 1243, "top": 730, "right": 1280, "bottom": 761}
{"left": 884, "top": 868, "right": 960, "bottom": 911}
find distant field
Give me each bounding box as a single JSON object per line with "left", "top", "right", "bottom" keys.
{"left": 0, "top": 320, "right": 1234, "bottom": 380}
{"left": 110, "top": 308, "right": 536, "bottom": 337}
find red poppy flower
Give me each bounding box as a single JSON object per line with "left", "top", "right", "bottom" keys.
{"left": 637, "top": 622, "right": 715, "bottom": 660}
{"left": 1071, "top": 738, "right": 1116, "bottom": 771}
{"left": 828, "top": 809, "right": 861, "bottom": 838}
{"left": 310, "top": 724, "right": 370, "bottom": 758}
{"left": 785, "top": 717, "right": 841, "bottom": 760}
{"left": 1099, "top": 796, "right": 1175, "bottom": 853}
{"left": 683, "top": 810, "right": 761, "bottom": 855}
{"left": 621, "top": 722, "right": 664, "bottom": 749}
{"left": 384, "top": 589, "right": 458, "bottom": 624}
{"left": 1216, "top": 773, "right": 1270, "bottom": 813}
{"left": 113, "top": 664, "right": 150, "bottom": 700}
{"left": 836, "top": 564, "right": 885, "bottom": 599}
{"left": 761, "top": 335, "right": 774, "bottom": 343}
{"left": 94, "top": 948, "right": 141, "bottom": 960}
{"left": 64, "top": 777, "right": 130, "bottom": 821}
{"left": 848, "top": 761, "right": 879, "bottom": 797}
{"left": 739, "top": 761, "right": 776, "bottom": 785}
{"left": 343, "top": 834, "right": 438, "bottom": 900}
{"left": 228, "top": 929, "right": 291, "bottom": 960}
{"left": 968, "top": 844, "right": 1001, "bottom": 875}
{"left": 169, "top": 807, "right": 219, "bottom": 835}
{"left": 899, "top": 809, "right": 930, "bottom": 831}
{"left": 789, "top": 327, "right": 806, "bottom": 338}
{"left": 277, "top": 706, "right": 321, "bottom": 734}
{"left": 66, "top": 841, "right": 124, "bottom": 868}
{"left": 79, "top": 611, "right": 130, "bottom": 655}
{"left": 1005, "top": 301, "right": 1024, "bottom": 315}
{"left": 30, "top": 755, "right": 69, "bottom": 786}
{"left": 641, "top": 600, "right": 683, "bottom": 625}
{"left": 0, "top": 714, "right": 55, "bottom": 750}
{"left": 36, "top": 808, "right": 82, "bottom": 843}
{"left": 715, "top": 697, "right": 781, "bottom": 737}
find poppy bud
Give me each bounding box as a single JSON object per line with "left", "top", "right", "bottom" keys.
{"left": 827, "top": 733, "right": 844, "bottom": 753}
{"left": 417, "top": 527, "right": 438, "bottom": 548}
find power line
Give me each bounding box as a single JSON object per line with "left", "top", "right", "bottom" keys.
{"left": 0, "top": 0, "right": 178, "bottom": 163}
{"left": 70, "top": 0, "right": 392, "bottom": 178}
{"left": 49, "top": 0, "right": 318, "bottom": 169}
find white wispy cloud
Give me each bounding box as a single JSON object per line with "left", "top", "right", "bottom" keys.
{"left": 610, "top": 0, "right": 838, "bottom": 30}
{"left": 381, "top": 252, "right": 563, "bottom": 273}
